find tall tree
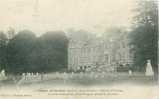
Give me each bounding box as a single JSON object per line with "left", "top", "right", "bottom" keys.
{"left": 0, "top": 31, "right": 7, "bottom": 70}
{"left": 130, "top": 0, "right": 158, "bottom": 74}
{"left": 6, "top": 30, "right": 36, "bottom": 74}
{"left": 34, "top": 31, "right": 68, "bottom": 72}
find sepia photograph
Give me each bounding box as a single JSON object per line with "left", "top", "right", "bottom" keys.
{"left": 0, "top": 0, "right": 158, "bottom": 99}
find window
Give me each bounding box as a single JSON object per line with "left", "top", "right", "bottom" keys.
{"left": 105, "top": 54, "right": 109, "bottom": 63}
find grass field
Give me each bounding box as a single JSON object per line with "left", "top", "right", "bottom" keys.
{"left": 0, "top": 72, "right": 157, "bottom": 87}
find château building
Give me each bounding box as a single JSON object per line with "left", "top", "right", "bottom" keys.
{"left": 67, "top": 29, "right": 134, "bottom": 72}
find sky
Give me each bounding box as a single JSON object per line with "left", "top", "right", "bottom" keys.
{"left": 0, "top": 0, "right": 136, "bottom": 35}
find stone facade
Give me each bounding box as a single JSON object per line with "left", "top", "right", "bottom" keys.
{"left": 67, "top": 30, "right": 133, "bottom": 72}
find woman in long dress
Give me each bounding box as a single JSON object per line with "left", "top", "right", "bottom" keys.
{"left": 145, "top": 60, "right": 154, "bottom": 76}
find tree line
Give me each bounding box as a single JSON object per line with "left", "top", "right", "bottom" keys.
{"left": 0, "top": 30, "right": 68, "bottom": 74}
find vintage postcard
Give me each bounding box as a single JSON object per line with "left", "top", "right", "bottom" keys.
{"left": 0, "top": 0, "right": 158, "bottom": 99}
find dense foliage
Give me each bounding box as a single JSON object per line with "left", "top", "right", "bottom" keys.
{"left": 130, "top": 0, "right": 158, "bottom": 73}
{"left": 0, "top": 31, "right": 7, "bottom": 70}
{"left": 0, "top": 30, "right": 68, "bottom": 74}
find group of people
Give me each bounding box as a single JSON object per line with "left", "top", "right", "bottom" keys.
{"left": 1, "top": 59, "right": 154, "bottom": 83}
{"left": 21, "top": 59, "right": 154, "bottom": 82}
{"left": 22, "top": 72, "right": 44, "bottom": 81}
